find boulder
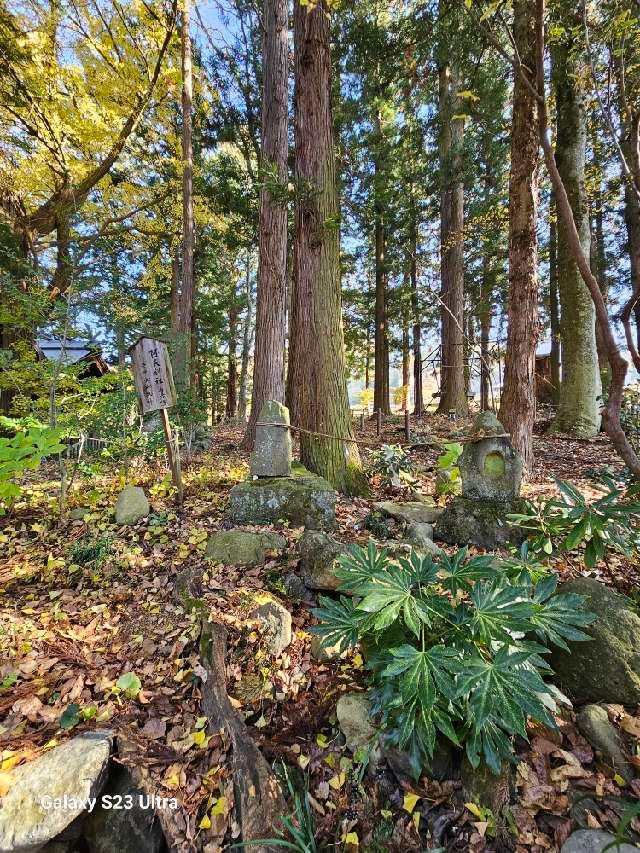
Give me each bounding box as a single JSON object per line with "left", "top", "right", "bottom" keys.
{"left": 404, "top": 523, "right": 444, "bottom": 557}
{"left": 0, "top": 731, "right": 112, "bottom": 853}
{"left": 434, "top": 496, "right": 526, "bottom": 550}
{"left": 298, "top": 530, "right": 351, "bottom": 591}
{"left": 576, "top": 704, "right": 633, "bottom": 782}
{"left": 230, "top": 463, "right": 336, "bottom": 530}
{"left": 561, "top": 829, "right": 637, "bottom": 853}
{"left": 83, "top": 766, "right": 165, "bottom": 853}
{"left": 114, "top": 487, "right": 149, "bottom": 526}
{"left": 282, "top": 573, "right": 309, "bottom": 602}
{"left": 549, "top": 578, "right": 640, "bottom": 706}
{"left": 373, "top": 500, "right": 443, "bottom": 526}
{"left": 250, "top": 400, "right": 292, "bottom": 478}
{"left": 205, "top": 529, "right": 286, "bottom": 567}
{"left": 336, "top": 692, "right": 376, "bottom": 754}
{"left": 250, "top": 597, "right": 292, "bottom": 656}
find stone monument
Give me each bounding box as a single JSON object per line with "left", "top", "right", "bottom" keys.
{"left": 434, "top": 411, "right": 525, "bottom": 549}
{"left": 250, "top": 400, "right": 292, "bottom": 477}
{"left": 229, "top": 401, "right": 337, "bottom": 529}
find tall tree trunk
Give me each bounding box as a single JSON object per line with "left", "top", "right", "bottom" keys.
{"left": 226, "top": 282, "right": 239, "bottom": 420}
{"left": 170, "top": 246, "right": 180, "bottom": 330}
{"left": 402, "top": 271, "right": 410, "bottom": 411}
{"left": 288, "top": 0, "right": 364, "bottom": 494}
{"left": 550, "top": 4, "right": 601, "bottom": 437}
{"left": 437, "top": 63, "right": 467, "bottom": 416}
{"left": 244, "top": 0, "right": 288, "bottom": 446}
{"left": 549, "top": 199, "right": 561, "bottom": 402}
{"left": 498, "top": 0, "right": 540, "bottom": 469}
{"left": 479, "top": 252, "right": 493, "bottom": 412}
{"left": 238, "top": 255, "right": 254, "bottom": 423}
{"left": 373, "top": 149, "right": 390, "bottom": 415}
{"left": 410, "top": 209, "right": 424, "bottom": 415}
{"left": 176, "top": 0, "right": 194, "bottom": 392}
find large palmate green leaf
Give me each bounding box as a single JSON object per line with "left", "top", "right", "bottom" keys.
{"left": 468, "top": 580, "right": 534, "bottom": 644}
{"left": 358, "top": 551, "right": 442, "bottom": 637}
{"left": 438, "top": 548, "right": 497, "bottom": 596}
{"left": 529, "top": 575, "right": 595, "bottom": 651}
{"left": 310, "top": 596, "right": 374, "bottom": 652}
{"left": 380, "top": 644, "right": 461, "bottom": 707}
{"left": 457, "top": 646, "right": 555, "bottom": 736}
{"left": 333, "top": 539, "right": 389, "bottom": 594}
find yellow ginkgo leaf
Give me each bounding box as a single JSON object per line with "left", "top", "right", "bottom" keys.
{"left": 198, "top": 813, "right": 211, "bottom": 830}
{"left": 403, "top": 792, "right": 421, "bottom": 813}
{"left": 344, "top": 831, "right": 359, "bottom": 845}
{"left": 0, "top": 772, "right": 14, "bottom": 797}
{"left": 211, "top": 796, "right": 226, "bottom": 815}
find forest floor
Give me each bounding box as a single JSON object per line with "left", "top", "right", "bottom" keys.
{"left": 2, "top": 410, "right": 640, "bottom": 852}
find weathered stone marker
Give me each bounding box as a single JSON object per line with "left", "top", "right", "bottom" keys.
{"left": 250, "top": 400, "right": 292, "bottom": 477}
{"left": 435, "top": 410, "right": 525, "bottom": 549}
{"left": 458, "top": 411, "right": 522, "bottom": 503}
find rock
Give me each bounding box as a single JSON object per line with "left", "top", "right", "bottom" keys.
{"left": 230, "top": 463, "right": 336, "bottom": 530}
{"left": 114, "top": 486, "right": 149, "bottom": 526}
{"left": 0, "top": 731, "right": 112, "bottom": 853}
{"left": 69, "top": 508, "right": 88, "bottom": 521}
{"left": 404, "top": 522, "right": 436, "bottom": 548}
{"left": 250, "top": 596, "right": 292, "bottom": 656}
{"left": 549, "top": 577, "right": 640, "bottom": 706}
{"left": 576, "top": 704, "right": 634, "bottom": 782}
{"left": 205, "top": 529, "right": 285, "bottom": 567}
{"left": 373, "top": 500, "right": 443, "bottom": 526}
{"left": 298, "top": 530, "right": 351, "bottom": 591}
{"left": 561, "top": 829, "right": 637, "bottom": 853}
{"left": 336, "top": 692, "right": 377, "bottom": 754}
{"left": 83, "top": 765, "right": 165, "bottom": 853}
{"left": 434, "top": 496, "right": 526, "bottom": 549}
{"left": 250, "top": 400, "right": 292, "bottom": 478}
{"left": 310, "top": 634, "right": 345, "bottom": 662}
{"left": 282, "top": 573, "right": 309, "bottom": 601}
{"left": 379, "top": 539, "right": 443, "bottom": 559}
{"left": 458, "top": 435, "right": 523, "bottom": 503}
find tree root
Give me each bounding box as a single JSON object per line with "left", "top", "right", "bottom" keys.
{"left": 199, "top": 617, "right": 286, "bottom": 852}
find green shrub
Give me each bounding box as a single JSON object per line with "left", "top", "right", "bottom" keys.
{"left": 369, "top": 443, "right": 415, "bottom": 487}
{"left": 0, "top": 417, "right": 64, "bottom": 514}
{"left": 435, "top": 442, "right": 463, "bottom": 496}
{"left": 508, "top": 478, "right": 640, "bottom": 568}
{"left": 312, "top": 542, "right": 594, "bottom": 777}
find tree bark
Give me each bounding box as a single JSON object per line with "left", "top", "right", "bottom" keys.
{"left": 243, "top": 0, "right": 288, "bottom": 446}
{"left": 288, "top": 0, "right": 365, "bottom": 494}
{"left": 402, "top": 269, "right": 410, "bottom": 411}
{"left": 226, "top": 281, "right": 239, "bottom": 420}
{"left": 498, "top": 0, "right": 540, "bottom": 469}
{"left": 238, "top": 255, "right": 254, "bottom": 423}
{"left": 479, "top": 251, "right": 493, "bottom": 412}
{"left": 175, "top": 0, "right": 194, "bottom": 392}
{"left": 549, "top": 199, "right": 561, "bottom": 402}
{"left": 550, "top": 2, "right": 601, "bottom": 437}
{"left": 437, "top": 63, "right": 467, "bottom": 416}
{"left": 410, "top": 208, "right": 424, "bottom": 415}
{"left": 373, "top": 145, "right": 390, "bottom": 415}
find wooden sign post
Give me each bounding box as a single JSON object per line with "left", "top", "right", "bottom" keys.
{"left": 129, "top": 336, "right": 183, "bottom": 506}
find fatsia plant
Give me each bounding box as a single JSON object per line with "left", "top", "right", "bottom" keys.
{"left": 312, "top": 542, "right": 595, "bottom": 777}
{"left": 507, "top": 478, "right": 640, "bottom": 568}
